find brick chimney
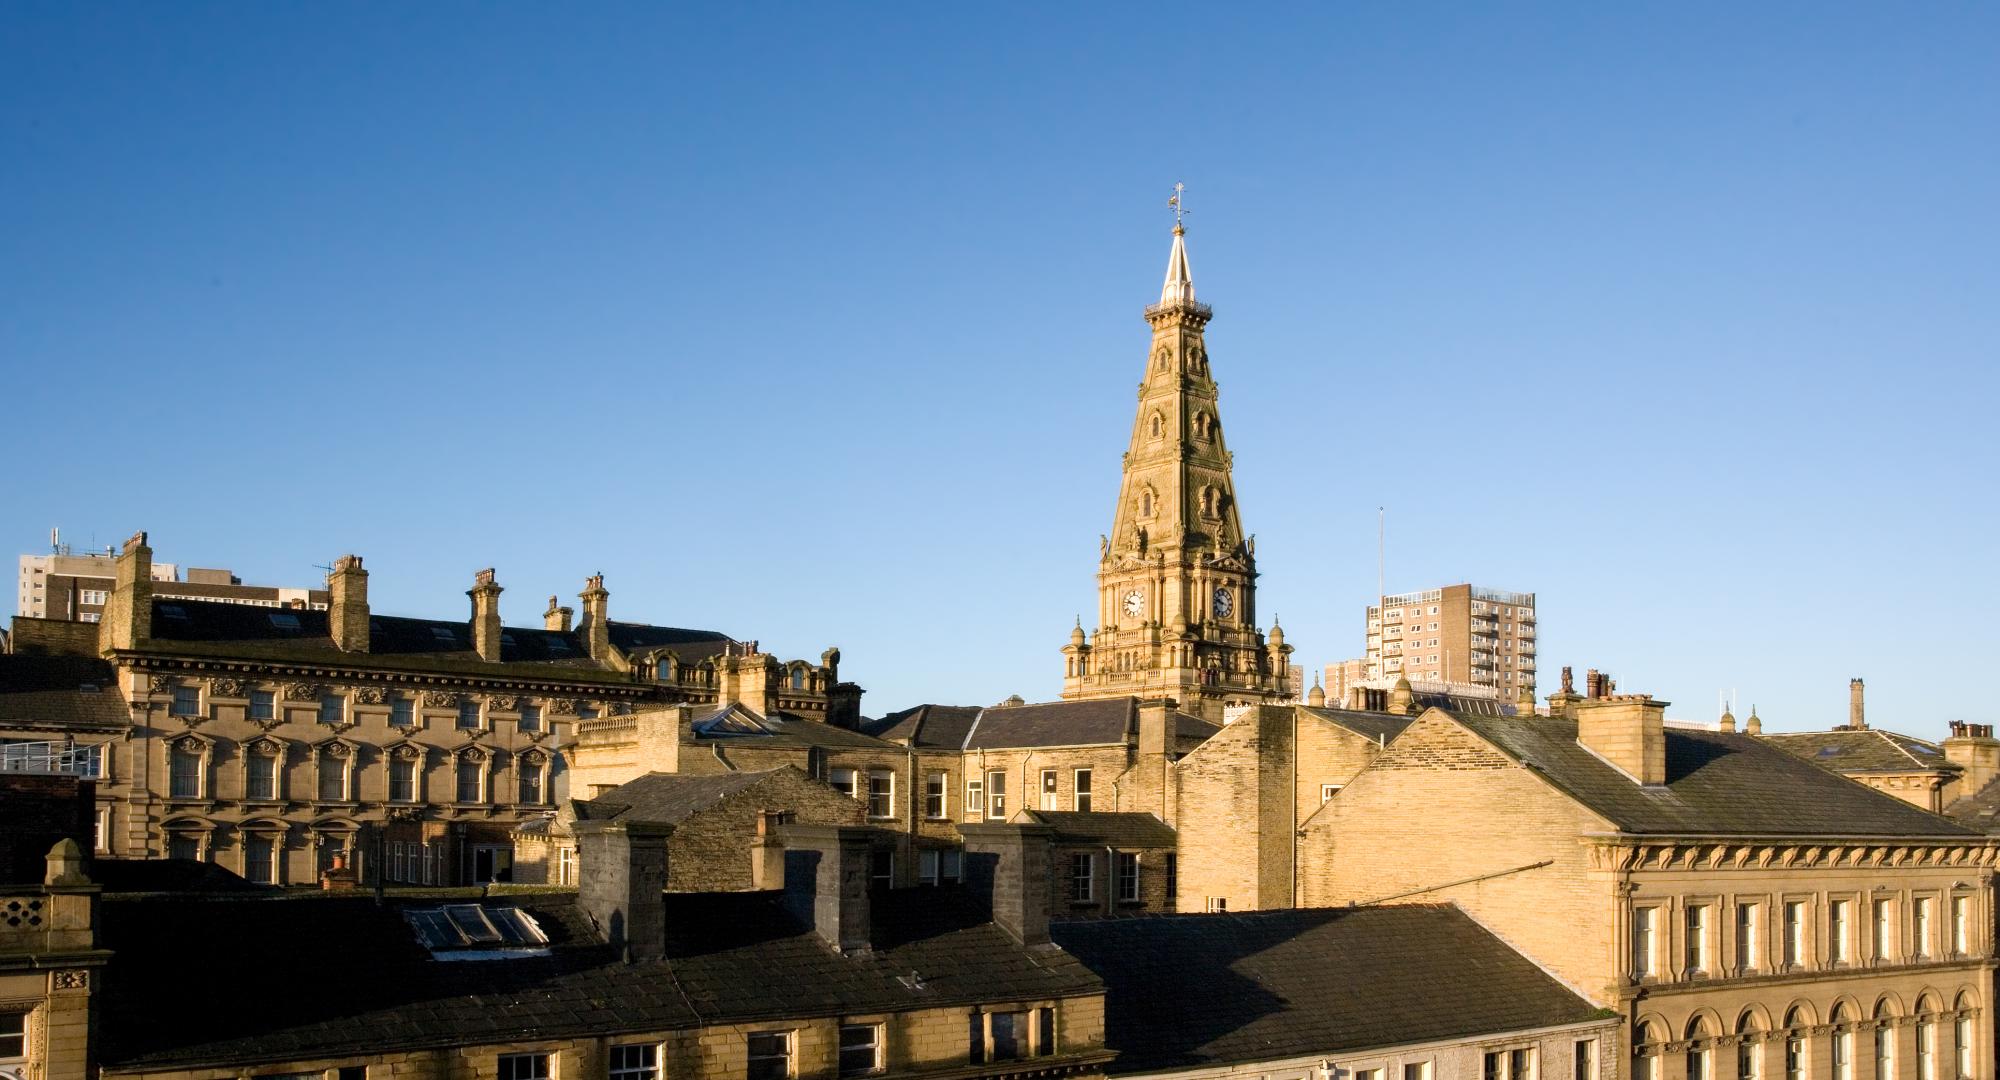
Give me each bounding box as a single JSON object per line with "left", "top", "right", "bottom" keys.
{"left": 328, "top": 555, "right": 369, "bottom": 652}
{"left": 469, "top": 568, "right": 503, "bottom": 662}
{"left": 780, "top": 824, "right": 875, "bottom": 954}
{"left": 100, "top": 531, "right": 154, "bottom": 653}
{"left": 579, "top": 574, "right": 610, "bottom": 661}
{"left": 826, "top": 682, "right": 865, "bottom": 730}
{"left": 1574, "top": 693, "right": 1669, "bottom": 787}
{"left": 574, "top": 820, "right": 672, "bottom": 962}
{"left": 1848, "top": 678, "right": 1867, "bottom": 730}
{"left": 544, "top": 595, "right": 574, "bottom": 633}
{"left": 960, "top": 822, "right": 1054, "bottom": 947}
{"left": 1944, "top": 722, "right": 2000, "bottom": 798}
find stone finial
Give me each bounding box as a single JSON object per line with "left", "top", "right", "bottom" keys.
{"left": 1388, "top": 670, "right": 1415, "bottom": 716}
{"left": 1745, "top": 707, "right": 1763, "bottom": 736}
{"left": 1560, "top": 666, "right": 1574, "bottom": 695}
{"left": 1719, "top": 707, "right": 1737, "bottom": 734}
{"left": 1306, "top": 676, "right": 1326, "bottom": 708}
{"left": 45, "top": 838, "right": 90, "bottom": 887}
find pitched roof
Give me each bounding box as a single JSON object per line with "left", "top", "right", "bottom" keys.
{"left": 0, "top": 654, "right": 127, "bottom": 731}
{"left": 574, "top": 768, "right": 792, "bottom": 824}
{"left": 1450, "top": 712, "right": 1976, "bottom": 837}
{"left": 692, "top": 709, "right": 898, "bottom": 752}
{"left": 1762, "top": 729, "right": 1957, "bottom": 775}
{"left": 1025, "top": 810, "right": 1176, "bottom": 849}
{"left": 963, "top": 698, "right": 1138, "bottom": 750}
{"left": 1945, "top": 778, "right": 2000, "bottom": 833}
{"left": 605, "top": 622, "right": 738, "bottom": 665}
{"left": 864, "top": 704, "right": 983, "bottom": 749}
{"left": 1299, "top": 705, "right": 1416, "bottom": 745}
{"left": 96, "top": 888, "right": 1102, "bottom": 1073}
{"left": 1053, "top": 905, "right": 1603, "bottom": 1073}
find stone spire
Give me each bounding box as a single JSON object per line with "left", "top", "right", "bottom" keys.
{"left": 1160, "top": 225, "right": 1196, "bottom": 306}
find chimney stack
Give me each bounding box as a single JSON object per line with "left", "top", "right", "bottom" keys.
{"left": 469, "top": 569, "right": 504, "bottom": 662}
{"left": 780, "top": 824, "right": 875, "bottom": 954}
{"left": 100, "top": 531, "right": 154, "bottom": 653}
{"left": 1848, "top": 678, "right": 1867, "bottom": 730}
{"left": 544, "top": 595, "right": 574, "bottom": 633}
{"left": 1574, "top": 693, "right": 1669, "bottom": 787}
{"left": 574, "top": 821, "right": 671, "bottom": 962}
{"left": 579, "top": 574, "right": 611, "bottom": 661}
{"left": 1944, "top": 722, "right": 2000, "bottom": 799}
{"left": 960, "top": 822, "right": 1054, "bottom": 947}
{"left": 328, "top": 555, "right": 370, "bottom": 652}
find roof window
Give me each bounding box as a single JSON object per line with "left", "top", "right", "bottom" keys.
{"left": 267, "top": 612, "right": 301, "bottom": 631}
{"left": 404, "top": 904, "right": 549, "bottom": 959}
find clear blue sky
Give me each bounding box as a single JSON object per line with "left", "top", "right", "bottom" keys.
{"left": 4, "top": 5, "right": 1996, "bottom": 737}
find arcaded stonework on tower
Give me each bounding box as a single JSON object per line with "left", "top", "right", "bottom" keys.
{"left": 1060, "top": 225, "right": 1293, "bottom": 723}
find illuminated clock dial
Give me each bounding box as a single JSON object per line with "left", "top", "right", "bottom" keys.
{"left": 1123, "top": 590, "right": 1146, "bottom": 618}
{"left": 1212, "top": 587, "right": 1234, "bottom": 619}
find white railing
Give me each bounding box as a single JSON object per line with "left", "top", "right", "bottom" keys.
{"left": 0, "top": 740, "right": 99, "bottom": 776}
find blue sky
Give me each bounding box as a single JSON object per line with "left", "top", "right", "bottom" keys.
{"left": 4, "top": 5, "right": 1996, "bottom": 735}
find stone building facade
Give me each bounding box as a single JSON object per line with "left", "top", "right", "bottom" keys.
{"left": 1, "top": 533, "right": 855, "bottom": 887}
{"left": 1297, "top": 690, "right": 1997, "bottom": 1080}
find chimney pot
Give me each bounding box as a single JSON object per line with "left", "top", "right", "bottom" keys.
{"left": 469, "top": 569, "right": 504, "bottom": 662}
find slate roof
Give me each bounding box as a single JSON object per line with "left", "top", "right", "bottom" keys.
{"left": 97, "top": 888, "right": 1103, "bottom": 1073}
{"left": 865, "top": 703, "right": 983, "bottom": 749}
{"left": 1450, "top": 712, "right": 1976, "bottom": 837}
{"left": 605, "top": 622, "right": 738, "bottom": 665}
{"left": 1026, "top": 810, "right": 1176, "bottom": 849}
{"left": 960, "top": 698, "right": 1217, "bottom": 752}
{"left": 1944, "top": 779, "right": 2000, "bottom": 834}
{"left": 1762, "top": 729, "right": 1958, "bottom": 775}
{"left": 1053, "top": 905, "right": 1604, "bottom": 1074}
{"left": 693, "top": 710, "right": 899, "bottom": 752}
{"left": 1300, "top": 705, "right": 1416, "bottom": 745}
{"left": 0, "top": 654, "right": 127, "bottom": 731}
{"left": 574, "top": 768, "right": 791, "bottom": 824}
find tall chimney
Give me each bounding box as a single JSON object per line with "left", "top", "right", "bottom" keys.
{"left": 544, "top": 595, "right": 573, "bottom": 633}
{"left": 574, "top": 821, "right": 671, "bottom": 962}
{"left": 780, "top": 824, "right": 874, "bottom": 954}
{"left": 960, "top": 821, "right": 1054, "bottom": 947}
{"left": 328, "top": 555, "right": 370, "bottom": 652}
{"left": 579, "top": 574, "right": 610, "bottom": 661}
{"left": 1848, "top": 678, "right": 1867, "bottom": 730}
{"left": 1574, "top": 693, "right": 1669, "bottom": 787}
{"left": 100, "top": 531, "right": 154, "bottom": 652}
{"left": 469, "top": 569, "right": 503, "bottom": 662}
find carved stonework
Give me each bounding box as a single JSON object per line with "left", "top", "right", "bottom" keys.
{"left": 488, "top": 695, "right": 520, "bottom": 712}
{"left": 549, "top": 698, "right": 581, "bottom": 716}
{"left": 247, "top": 738, "right": 283, "bottom": 758}
{"left": 51, "top": 969, "right": 88, "bottom": 991}
{"left": 283, "top": 682, "right": 321, "bottom": 702}
{"left": 208, "top": 677, "right": 248, "bottom": 699}
{"left": 251, "top": 714, "right": 286, "bottom": 734}
{"left": 170, "top": 734, "right": 205, "bottom": 755}
{"left": 523, "top": 728, "right": 550, "bottom": 745}
{"left": 148, "top": 675, "right": 175, "bottom": 694}
{"left": 457, "top": 745, "right": 488, "bottom": 764}
{"left": 610, "top": 702, "right": 632, "bottom": 716}
{"left": 322, "top": 741, "right": 352, "bottom": 760}
{"left": 423, "top": 690, "right": 460, "bottom": 709}
{"left": 391, "top": 743, "right": 424, "bottom": 762}
{"left": 519, "top": 747, "right": 549, "bottom": 767}
{"left": 353, "top": 686, "right": 388, "bottom": 706}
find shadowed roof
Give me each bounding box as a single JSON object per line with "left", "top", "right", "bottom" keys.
{"left": 1025, "top": 810, "right": 1176, "bottom": 849}
{"left": 1300, "top": 705, "right": 1417, "bottom": 745}
{"left": 574, "top": 768, "right": 796, "bottom": 824}
{"left": 865, "top": 703, "right": 984, "bottom": 748}
{"left": 1054, "top": 905, "right": 1603, "bottom": 1073}
{"left": 96, "top": 888, "right": 1102, "bottom": 1073}
{"left": 0, "top": 654, "right": 126, "bottom": 731}
{"left": 1451, "top": 712, "right": 1976, "bottom": 836}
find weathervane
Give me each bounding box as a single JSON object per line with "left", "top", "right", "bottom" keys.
{"left": 1168, "top": 182, "right": 1188, "bottom": 227}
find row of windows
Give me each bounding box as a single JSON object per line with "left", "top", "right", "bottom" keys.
{"left": 166, "top": 742, "right": 550, "bottom": 805}
{"left": 1068, "top": 851, "right": 1146, "bottom": 903}
{"left": 1640, "top": 996, "right": 1977, "bottom": 1080}
{"left": 1632, "top": 893, "right": 1978, "bottom": 980}
{"left": 165, "top": 684, "right": 591, "bottom": 731}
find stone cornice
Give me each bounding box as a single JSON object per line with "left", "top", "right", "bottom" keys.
{"left": 1587, "top": 836, "right": 2000, "bottom": 873}
{"left": 114, "top": 651, "right": 652, "bottom": 700}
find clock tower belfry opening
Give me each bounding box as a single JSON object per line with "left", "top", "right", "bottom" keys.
{"left": 1060, "top": 212, "right": 1293, "bottom": 722}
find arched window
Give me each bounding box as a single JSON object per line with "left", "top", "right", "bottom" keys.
{"left": 1829, "top": 1001, "right": 1858, "bottom": 1080}
{"left": 518, "top": 749, "right": 549, "bottom": 805}
{"left": 1200, "top": 486, "right": 1217, "bottom": 518}
{"left": 1149, "top": 412, "right": 1164, "bottom": 438}
{"left": 316, "top": 743, "right": 352, "bottom": 803}
{"left": 1685, "top": 1015, "right": 1714, "bottom": 1080}
{"left": 454, "top": 747, "right": 488, "bottom": 805}
{"left": 1953, "top": 992, "right": 1976, "bottom": 1079}
{"left": 168, "top": 736, "right": 208, "bottom": 800}
{"left": 1916, "top": 994, "right": 1942, "bottom": 1080}
{"left": 1635, "top": 1021, "right": 1664, "bottom": 1080}
{"left": 1737, "top": 1010, "right": 1766, "bottom": 1080}
{"left": 791, "top": 667, "right": 807, "bottom": 691}
{"left": 244, "top": 738, "right": 283, "bottom": 801}
{"left": 1194, "top": 411, "right": 1213, "bottom": 438}
{"left": 1783, "top": 1007, "right": 1812, "bottom": 1080}
{"left": 1138, "top": 488, "right": 1154, "bottom": 518}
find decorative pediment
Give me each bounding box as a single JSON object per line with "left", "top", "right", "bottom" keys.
{"left": 168, "top": 733, "right": 211, "bottom": 754}
{"left": 244, "top": 735, "right": 287, "bottom": 758}
{"left": 313, "top": 737, "right": 358, "bottom": 759}
{"left": 388, "top": 741, "right": 427, "bottom": 762}
{"left": 455, "top": 744, "right": 489, "bottom": 764}
{"left": 518, "top": 747, "right": 550, "bottom": 767}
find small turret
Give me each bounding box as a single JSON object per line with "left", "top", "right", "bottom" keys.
{"left": 1388, "top": 670, "right": 1415, "bottom": 716}
{"left": 1718, "top": 706, "right": 1737, "bottom": 734}
{"left": 1306, "top": 676, "right": 1325, "bottom": 708}
{"left": 1745, "top": 706, "right": 1763, "bottom": 736}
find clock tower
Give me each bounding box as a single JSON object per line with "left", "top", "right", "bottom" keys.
{"left": 1060, "top": 218, "right": 1293, "bottom": 722}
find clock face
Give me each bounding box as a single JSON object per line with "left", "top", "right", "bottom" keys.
{"left": 1212, "top": 587, "right": 1234, "bottom": 619}
{"left": 1123, "top": 590, "right": 1146, "bottom": 618}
